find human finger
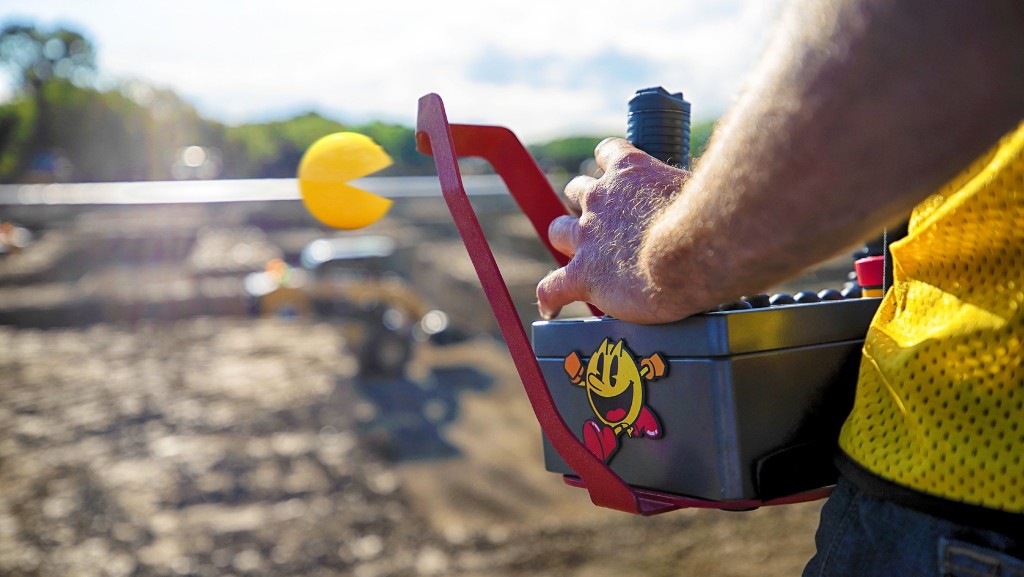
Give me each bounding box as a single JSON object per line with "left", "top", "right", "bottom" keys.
{"left": 547, "top": 215, "right": 580, "bottom": 257}
{"left": 536, "top": 266, "right": 589, "bottom": 320}
{"left": 594, "top": 137, "right": 645, "bottom": 172}
{"left": 563, "top": 174, "right": 595, "bottom": 214}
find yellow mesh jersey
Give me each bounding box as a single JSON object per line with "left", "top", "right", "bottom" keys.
{"left": 839, "top": 122, "right": 1024, "bottom": 513}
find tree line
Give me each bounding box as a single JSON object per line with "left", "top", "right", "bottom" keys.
{"left": 0, "top": 22, "right": 713, "bottom": 184}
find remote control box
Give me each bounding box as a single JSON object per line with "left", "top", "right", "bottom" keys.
{"left": 534, "top": 297, "right": 877, "bottom": 503}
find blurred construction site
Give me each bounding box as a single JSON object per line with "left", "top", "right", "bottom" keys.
{"left": 0, "top": 177, "right": 844, "bottom": 577}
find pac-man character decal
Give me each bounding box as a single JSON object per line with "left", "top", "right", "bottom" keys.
{"left": 563, "top": 338, "right": 667, "bottom": 462}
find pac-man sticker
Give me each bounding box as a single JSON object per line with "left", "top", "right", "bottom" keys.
{"left": 563, "top": 338, "right": 667, "bottom": 462}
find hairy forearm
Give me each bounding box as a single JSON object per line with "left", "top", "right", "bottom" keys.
{"left": 641, "top": 0, "right": 1024, "bottom": 318}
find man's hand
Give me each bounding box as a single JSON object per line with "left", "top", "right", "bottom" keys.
{"left": 536, "top": 138, "right": 691, "bottom": 323}
{"left": 539, "top": 0, "right": 1024, "bottom": 327}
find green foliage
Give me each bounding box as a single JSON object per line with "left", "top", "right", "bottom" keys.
{"left": 222, "top": 112, "right": 347, "bottom": 178}
{"left": 0, "top": 77, "right": 438, "bottom": 182}
{"left": 42, "top": 80, "right": 148, "bottom": 181}
{"left": 0, "top": 21, "right": 720, "bottom": 184}
{"left": 0, "top": 22, "right": 96, "bottom": 92}
{"left": 528, "top": 136, "right": 605, "bottom": 176}
{"left": 0, "top": 97, "right": 33, "bottom": 179}
{"left": 358, "top": 121, "right": 436, "bottom": 177}
{"left": 691, "top": 119, "right": 715, "bottom": 160}
{"left": 0, "top": 22, "right": 101, "bottom": 181}
{"left": 220, "top": 115, "right": 433, "bottom": 179}
{"left": 526, "top": 122, "right": 717, "bottom": 176}
{"left": 0, "top": 78, "right": 231, "bottom": 183}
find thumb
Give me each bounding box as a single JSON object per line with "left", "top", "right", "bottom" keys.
{"left": 536, "top": 266, "right": 588, "bottom": 320}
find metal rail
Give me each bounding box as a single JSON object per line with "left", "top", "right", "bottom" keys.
{"left": 0, "top": 175, "right": 516, "bottom": 206}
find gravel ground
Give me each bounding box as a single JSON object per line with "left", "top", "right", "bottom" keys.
{"left": 0, "top": 196, "right": 849, "bottom": 576}
{"left": 0, "top": 318, "right": 825, "bottom": 577}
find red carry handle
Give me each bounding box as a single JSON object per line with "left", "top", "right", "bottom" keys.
{"left": 416, "top": 93, "right": 671, "bottom": 514}
{"left": 415, "top": 93, "right": 832, "bottom": 515}
{"left": 414, "top": 103, "right": 600, "bottom": 317}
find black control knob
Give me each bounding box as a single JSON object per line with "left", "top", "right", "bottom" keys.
{"left": 794, "top": 291, "right": 821, "bottom": 304}
{"left": 817, "top": 288, "right": 844, "bottom": 301}
{"left": 769, "top": 293, "right": 796, "bottom": 306}
{"left": 742, "top": 294, "right": 772, "bottom": 308}
{"left": 627, "top": 87, "right": 692, "bottom": 169}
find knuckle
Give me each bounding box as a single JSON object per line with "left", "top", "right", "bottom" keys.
{"left": 579, "top": 183, "right": 609, "bottom": 209}
{"left": 576, "top": 213, "right": 597, "bottom": 239}
{"left": 563, "top": 261, "right": 591, "bottom": 300}
{"left": 566, "top": 176, "right": 597, "bottom": 203}
{"left": 566, "top": 174, "right": 591, "bottom": 189}
{"left": 595, "top": 136, "right": 619, "bottom": 152}
{"left": 564, "top": 175, "right": 593, "bottom": 200}
{"left": 610, "top": 148, "right": 652, "bottom": 171}
{"left": 536, "top": 278, "right": 550, "bottom": 300}
{"left": 538, "top": 271, "right": 566, "bottom": 304}
{"left": 556, "top": 216, "right": 580, "bottom": 237}
{"left": 548, "top": 215, "right": 570, "bottom": 234}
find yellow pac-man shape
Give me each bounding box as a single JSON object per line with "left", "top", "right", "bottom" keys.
{"left": 297, "top": 132, "right": 394, "bottom": 229}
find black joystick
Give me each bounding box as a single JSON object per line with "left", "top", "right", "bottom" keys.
{"left": 626, "top": 87, "right": 692, "bottom": 169}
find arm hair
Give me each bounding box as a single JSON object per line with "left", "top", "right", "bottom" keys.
{"left": 641, "top": 0, "right": 1024, "bottom": 319}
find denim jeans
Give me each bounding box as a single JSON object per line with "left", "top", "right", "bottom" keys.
{"left": 802, "top": 476, "right": 1024, "bottom": 577}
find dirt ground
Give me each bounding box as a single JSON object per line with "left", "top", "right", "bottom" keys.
{"left": 0, "top": 318, "right": 825, "bottom": 577}
{"left": 0, "top": 194, "right": 854, "bottom": 576}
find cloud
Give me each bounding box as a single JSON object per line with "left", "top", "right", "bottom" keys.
{"left": 463, "top": 46, "right": 664, "bottom": 134}
{"left": 468, "top": 47, "right": 657, "bottom": 93}
{"left": 0, "top": 0, "right": 785, "bottom": 142}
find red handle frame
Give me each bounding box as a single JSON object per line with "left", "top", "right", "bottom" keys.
{"left": 415, "top": 93, "right": 832, "bottom": 515}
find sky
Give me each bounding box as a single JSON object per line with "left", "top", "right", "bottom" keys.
{"left": 0, "top": 0, "right": 786, "bottom": 143}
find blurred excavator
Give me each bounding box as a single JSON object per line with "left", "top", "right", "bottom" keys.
{"left": 244, "top": 235, "right": 465, "bottom": 378}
